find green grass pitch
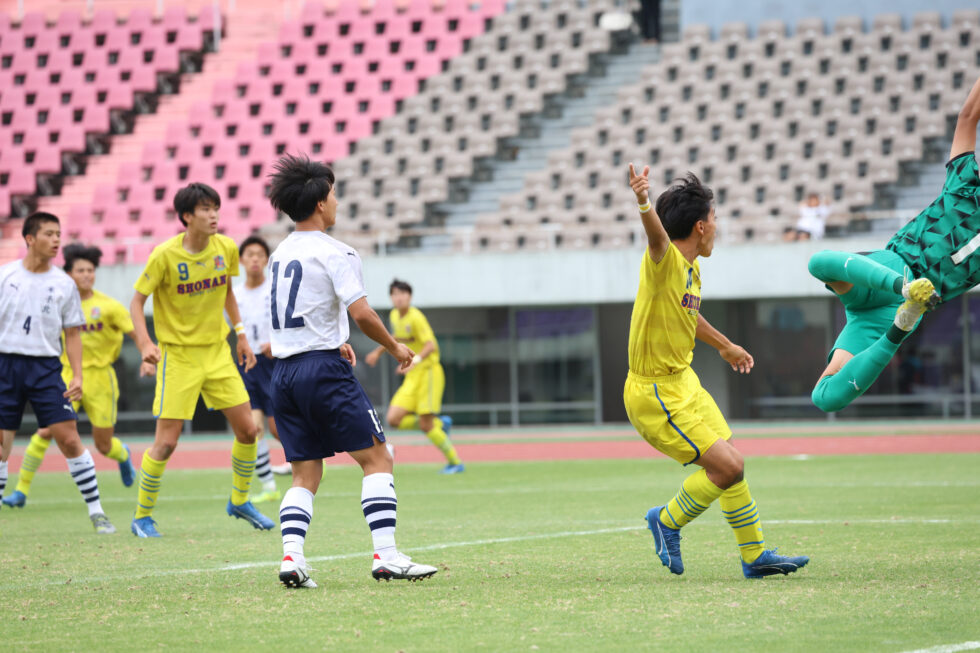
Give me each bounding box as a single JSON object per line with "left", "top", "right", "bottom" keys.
{"left": 2, "top": 453, "right": 979, "bottom": 652}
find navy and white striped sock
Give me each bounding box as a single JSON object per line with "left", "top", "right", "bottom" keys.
{"left": 254, "top": 438, "right": 275, "bottom": 490}
{"left": 0, "top": 460, "right": 8, "bottom": 502}
{"left": 361, "top": 472, "right": 397, "bottom": 561}
{"left": 279, "top": 486, "right": 314, "bottom": 564}
{"left": 67, "top": 450, "right": 103, "bottom": 516}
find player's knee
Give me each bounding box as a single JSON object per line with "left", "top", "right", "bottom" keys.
{"left": 807, "top": 250, "right": 834, "bottom": 280}
{"left": 94, "top": 440, "right": 112, "bottom": 455}
{"left": 811, "top": 376, "right": 843, "bottom": 413}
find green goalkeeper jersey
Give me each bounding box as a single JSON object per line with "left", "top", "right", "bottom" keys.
{"left": 887, "top": 152, "right": 980, "bottom": 302}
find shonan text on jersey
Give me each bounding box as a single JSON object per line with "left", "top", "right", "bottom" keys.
{"left": 59, "top": 289, "right": 134, "bottom": 368}
{"left": 0, "top": 260, "right": 84, "bottom": 357}
{"left": 268, "top": 231, "right": 367, "bottom": 358}
{"left": 627, "top": 243, "right": 701, "bottom": 377}
{"left": 133, "top": 233, "right": 239, "bottom": 346}
{"left": 234, "top": 278, "right": 272, "bottom": 352}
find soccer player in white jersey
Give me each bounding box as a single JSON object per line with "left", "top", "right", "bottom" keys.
{"left": 267, "top": 154, "right": 438, "bottom": 588}
{"left": 0, "top": 213, "right": 115, "bottom": 533}
{"left": 233, "top": 235, "right": 281, "bottom": 502}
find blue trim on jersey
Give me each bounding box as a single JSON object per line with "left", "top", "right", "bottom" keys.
{"left": 153, "top": 351, "right": 167, "bottom": 418}
{"left": 653, "top": 383, "right": 701, "bottom": 465}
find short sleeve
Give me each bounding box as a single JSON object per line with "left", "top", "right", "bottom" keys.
{"left": 225, "top": 237, "right": 240, "bottom": 277}
{"left": 944, "top": 152, "right": 979, "bottom": 198}
{"left": 62, "top": 284, "right": 85, "bottom": 328}
{"left": 643, "top": 242, "right": 682, "bottom": 283}
{"left": 388, "top": 308, "right": 397, "bottom": 328}
{"left": 412, "top": 310, "right": 436, "bottom": 344}
{"left": 134, "top": 249, "right": 166, "bottom": 296}
{"left": 111, "top": 298, "right": 135, "bottom": 334}
{"left": 326, "top": 254, "right": 367, "bottom": 309}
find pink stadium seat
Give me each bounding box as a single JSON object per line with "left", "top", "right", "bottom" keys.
{"left": 5, "top": 167, "right": 36, "bottom": 195}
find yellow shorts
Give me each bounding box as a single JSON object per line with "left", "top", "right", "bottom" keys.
{"left": 623, "top": 366, "right": 731, "bottom": 466}
{"left": 154, "top": 341, "right": 250, "bottom": 420}
{"left": 391, "top": 362, "right": 445, "bottom": 415}
{"left": 63, "top": 365, "right": 119, "bottom": 428}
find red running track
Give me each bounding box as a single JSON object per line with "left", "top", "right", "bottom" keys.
{"left": 10, "top": 433, "right": 980, "bottom": 472}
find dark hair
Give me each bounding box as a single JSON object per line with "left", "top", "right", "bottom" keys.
{"left": 239, "top": 235, "right": 270, "bottom": 258}
{"left": 389, "top": 279, "right": 413, "bottom": 295}
{"left": 654, "top": 172, "right": 714, "bottom": 240}
{"left": 22, "top": 212, "right": 60, "bottom": 240}
{"left": 268, "top": 154, "right": 335, "bottom": 222}
{"left": 173, "top": 183, "right": 221, "bottom": 226}
{"left": 62, "top": 243, "right": 102, "bottom": 272}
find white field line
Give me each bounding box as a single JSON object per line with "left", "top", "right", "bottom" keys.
{"left": 899, "top": 642, "right": 980, "bottom": 653}
{"left": 18, "top": 479, "right": 980, "bottom": 507}
{"left": 3, "top": 517, "right": 979, "bottom": 591}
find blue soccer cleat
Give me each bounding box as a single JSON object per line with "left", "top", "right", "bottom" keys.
{"left": 646, "top": 505, "right": 684, "bottom": 575}
{"left": 119, "top": 444, "right": 136, "bottom": 487}
{"left": 131, "top": 516, "right": 161, "bottom": 538}
{"left": 440, "top": 414, "right": 453, "bottom": 436}
{"left": 2, "top": 490, "right": 27, "bottom": 508}
{"left": 439, "top": 463, "right": 465, "bottom": 474}
{"left": 742, "top": 548, "right": 810, "bottom": 579}
{"left": 226, "top": 499, "right": 275, "bottom": 530}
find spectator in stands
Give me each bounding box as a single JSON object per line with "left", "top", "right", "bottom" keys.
{"left": 785, "top": 193, "right": 831, "bottom": 241}
{"left": 635, "top": 0, "right": 661, "bottom": 42}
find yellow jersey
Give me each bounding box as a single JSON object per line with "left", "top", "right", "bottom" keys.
{"left": 627, "top": 243, "right": 702, "bottom": 377}
{"left": 59, "top": 289, "right": 134, "bottom": 369}
{"left": 133, "top": 233, "right": 239, "bottom": 346}
{"left": 390, "top": 306, "right": 439, "bottom": 368}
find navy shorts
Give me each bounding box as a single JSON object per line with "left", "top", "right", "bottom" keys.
{"left": 0, "top": 353, "right": 77, "bottom": 430}
{"left": 238, "top": 354, "right": 275, "bottom": 416}
{"left": 271, "top": 350, "right": 386, "bottom": 461}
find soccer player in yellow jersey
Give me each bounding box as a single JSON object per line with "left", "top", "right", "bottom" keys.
{"left": 3, "top": 244, "right": 148, "bottom": 509}
{"left": 128, "top": 183, "right": 273, "bottom": 537}
{"left": 365, "top": 280, "right": 463, "bottom": 474}
{"left": 624, "top": 165, "right": 809, "bottom": 578}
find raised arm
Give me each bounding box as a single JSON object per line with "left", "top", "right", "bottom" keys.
{"left": 950, "top": 73, "right": 980, "bottom": 160}
{"left": 629, "top": 163, "right": 670, "bottom": 263}
{"left": 696, "top": 314, "right": 754, "bottom": 374}
{"left": 130, "top": 291, "right": 161, "bottom": 364}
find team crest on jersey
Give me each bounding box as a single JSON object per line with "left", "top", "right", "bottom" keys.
{"left": 90, "top": 306, "right": 101, "bottom": 319}
{"left": 214, "top": 255, "right": 226, "bottom": 271}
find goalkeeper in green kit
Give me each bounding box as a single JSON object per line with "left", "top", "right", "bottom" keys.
{"left": 808, "top": 73, "right": 980, "bottom": 412}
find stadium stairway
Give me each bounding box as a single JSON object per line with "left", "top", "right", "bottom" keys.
{"left": 36, "top": 6, "right": 282, "bottom": 239}
{"left": 406, "top": 2, "right": 678, "bottom": 253}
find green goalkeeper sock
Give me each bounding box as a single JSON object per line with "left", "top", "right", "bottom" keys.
{"left": 812, "top": 326, "right": 907, "bottom": 412}
{"left": 808, "top": 251, "right": 904, "bottom": 295}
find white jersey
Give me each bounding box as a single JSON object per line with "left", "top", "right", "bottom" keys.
{"left": 0, "top": 260, "right": 85, "bottom": 357}
{"left": 233, "top": 277, "right": 272, "bottom": 353}
{"left": 268, "top": 231, "right": 367, "bottom": 358}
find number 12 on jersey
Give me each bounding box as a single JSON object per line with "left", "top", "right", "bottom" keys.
{"left": 271, "top": 260, "right": 306, "bottom": 330}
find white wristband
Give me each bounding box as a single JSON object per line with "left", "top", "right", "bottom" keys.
{"left": 638, "top": 201, "right": 652, "bottom": 213}
{"left": 234, "top": 322, "right": 245, "bottom": 335}
{"left": 412, "top": 354, "right": 423, "bottom": 365}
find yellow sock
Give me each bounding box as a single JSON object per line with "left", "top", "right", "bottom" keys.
{"left": 660, "top": 468, "right": 724, "bottom": 529}
{"left": 396, "top": 414, "right": 418, "bottom": 431}
{"left": 135, "top": 453, "right": 167, "bottom": 519}
{"left": 720, "top": 480, "right": 766, "bottom": 562}
{"left": 14, "top": 433, "right": 51, "bottom": 496}
{"left": 230, "top": 440, "right": 257, "bottom": 506}
{"left": 105, "top": 437, "right": 128, "bottom": 463}
{"left": 425, "top": 418, "right": 461, "bottom": 465}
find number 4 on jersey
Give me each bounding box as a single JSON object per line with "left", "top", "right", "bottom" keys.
{"left": 23, "top": 315, "right": 31, "bottom": 334}
{"left": 271, "top": 260, "right": 306, "bottom": 330}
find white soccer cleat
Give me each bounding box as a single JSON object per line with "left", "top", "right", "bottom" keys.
{"left": 270, "top": 464, "right": 292, "bottom": 476}
{"left": 279, "top": 556, "right": 317, "bottom": 589}
{"left": 371, "top": 553, "right": 438, "bottom": 582}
